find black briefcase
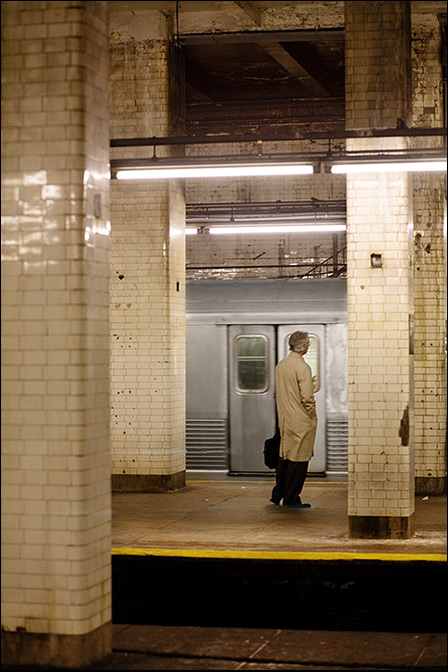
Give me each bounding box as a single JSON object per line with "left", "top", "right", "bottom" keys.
{"left": 263, "top": 428, "right": 280, "bottom": 469}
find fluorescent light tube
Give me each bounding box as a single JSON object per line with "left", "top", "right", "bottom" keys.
{"left": 331, "top": 161, "right": 446, "bottom": 174}
{"left": 186, "top": 224, "right": 346, "bottom": 235}
{"left": 115, "top": 164, "right": 314, "bottom": 180}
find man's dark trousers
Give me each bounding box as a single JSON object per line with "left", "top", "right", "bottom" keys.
{"left": 271, "top": 457, "right": 308, "bottom": 505}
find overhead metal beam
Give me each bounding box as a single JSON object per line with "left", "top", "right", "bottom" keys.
{"left": 214, "top": 1, "right": 261, "bottom": 27}
{"left": 110, "top": 127, "right": 447, "bottom": 147}
{"left": 185, "top": 82, "right": 213, "bottom": 102}
{"left": 180, "top": 29, "right": 343, "bottom": 45}
{"left": 261, "top": 42, "right": 331, "bottom": 97}
{"left": 185, "top": 63, "right": 214, "bottom": 102}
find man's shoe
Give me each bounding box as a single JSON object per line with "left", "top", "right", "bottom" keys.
{"left": 285, "top": 502, "right": 311, "bottom": 509}
{"left": 270, "top": 498, "right": 280, "bottom": 505}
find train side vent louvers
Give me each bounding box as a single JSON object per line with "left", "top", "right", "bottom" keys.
{"left": 186, "top": 419, "right": 228, "bottom": 470}
{"left": 326, "top": 415, "right": 348, "bottom": 473}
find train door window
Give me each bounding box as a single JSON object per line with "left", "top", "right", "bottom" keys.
{"left": 284, "top": 333, "right": 320, "bottom": 392}
{"left": 234, "top": 336, "right": 269, "bottom": 393}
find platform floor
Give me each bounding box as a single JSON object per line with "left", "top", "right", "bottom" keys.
{"left": 97, "top": 625, "right": 446, "bottom": 670}
{"left": 103, "top": 481, "right": 448, "bottom": 671}
{"left": 7, "top": 479, "right": 442, "bottom": 671}
{"left": 112, "top": 476, "right": 447, "bottom": 558}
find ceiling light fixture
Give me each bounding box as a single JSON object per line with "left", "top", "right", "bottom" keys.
{"left": 112, "top": 157, "right": 447, "bottom": 180}
{"left": 111, "top": 138, "right": 446, "bottom": 181}
{"left": 331, "top": 160, "right": 446, "bottom": 174}
{"left": 186, "top": 224, "right": 346, "bottom": 235}
{"left": 115, "top": 163, "right": 314, "bottom": 180}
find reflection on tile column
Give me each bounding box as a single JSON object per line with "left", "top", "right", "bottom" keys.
{"left": 1, "top": 1, "right": 112, "bottom": 664}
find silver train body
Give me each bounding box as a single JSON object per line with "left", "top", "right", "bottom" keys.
{"left": 186, "top": 278, "right": 348, "bottom": 475}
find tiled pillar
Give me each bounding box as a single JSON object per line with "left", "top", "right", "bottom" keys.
{"left": 411, "top": 13, "right": 447, "bottom": 495}
{"left": 1, "top": 1, "right": 111, "bottom": 667}
{"left": 109, "top": 11, "right": 186, "bottom": 490}
{"left": 345, "top": 1, "right": 415, "bottom": 538}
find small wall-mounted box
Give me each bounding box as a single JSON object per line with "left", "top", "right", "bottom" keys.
{"left": 370, "top": 253, "right": 383, "bottom": 268}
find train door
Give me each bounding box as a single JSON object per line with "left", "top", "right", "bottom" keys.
{"left": 228, "top": 325, "right": 276, "bottom": 473}
{"left": 277, "top": 325, "right": 326, "bottom": 473}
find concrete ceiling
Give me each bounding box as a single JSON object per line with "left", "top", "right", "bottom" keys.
{"left": 108, "top": 0, "right": 446, "bottom": 14}
{"left": 109, "top": 1, "right": 320, "bottom": 13}
{"left": 182, "top": 29, "right": 345, "bottom": 136}
{"left": 109, "top": 1, "right": 447, "bottom": 14}
{"left": 108, "top": 1, "right": 446, "bottom": 138}
{"left": 183, "top": 31, "right": 344, "bottom": 103}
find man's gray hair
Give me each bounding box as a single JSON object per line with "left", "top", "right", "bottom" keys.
{"left": 288, "top": 330, "right": 309, "bottom": 352}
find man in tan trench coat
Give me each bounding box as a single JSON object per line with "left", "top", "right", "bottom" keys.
{"left": 270, "top": 330, "right": 317, "bottom": 508}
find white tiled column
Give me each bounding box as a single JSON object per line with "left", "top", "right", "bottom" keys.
{"left": 109, "top": 11, "right": 186, "bottom": 490}
{"left": 345, "top": 1, "right": 415, "bottom": 538}
{"left": 1, "top": 1, "right": 111, "bottom": 667}
{"left": 411, "top": 12, "right": 447, "bottom": 495}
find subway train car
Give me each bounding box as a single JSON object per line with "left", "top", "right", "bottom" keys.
{"left": 186, "top": 278, "right": 348, "bottom": 476}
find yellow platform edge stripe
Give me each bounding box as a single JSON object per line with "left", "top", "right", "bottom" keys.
{"left": 111, "top": 547, "right": 446, "bottom": 562}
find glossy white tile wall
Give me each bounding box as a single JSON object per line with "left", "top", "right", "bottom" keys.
{"left": 1, "top": 1, "right": 111, "bottom": 635}
{"left": 109, "top": 19, "right": 186, "bottom": 478}
{"left": 345, "top": 1, "right": 415, "bottom": 521}
{"left": 346, "top": 160, "right": 414, "bottom": 517}
{"left": 413, "top": 172, "right": 446, "bottom": 483}
{"left": 411, "top": 13, "right": 447, "bottom": 484}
